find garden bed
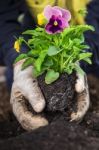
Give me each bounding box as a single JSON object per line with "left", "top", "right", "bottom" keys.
{"left": 0, "top": 74, "right": 99, "bottom": 150}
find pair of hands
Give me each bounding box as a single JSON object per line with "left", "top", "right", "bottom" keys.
{"left": 10, "top": 60, "right": 90, "bottom": 131}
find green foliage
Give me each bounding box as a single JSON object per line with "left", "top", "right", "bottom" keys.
{"left": 15, "top": 25, "right": 94, "bottom": 84}
{"left": 45, "top": 70, "right": 59, "bottom": 84}
{"left": 47, "top": 46, "right": 62, "bottom": 56}
{"left": 14, "top": 54, "right": 27, "bottom": 64}
{"left": 22, "top": 58, "right": 34, "bottom": 70}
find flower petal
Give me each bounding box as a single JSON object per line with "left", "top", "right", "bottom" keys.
{"left": 14, "top": 41, "right": 20, "bottom": 53}
{"left": 54, "top": 6, "right": 71, "bottom": 21}
{"left": 44, "top": 5, "right": 62, "bottom": 20}
{"left": 49, "top": 15, "right": 56, "bottom": 25}
{"left": 37, "top": 12, "right": 45, "bottom": 25}
{"left": 58, "top": 17, "right": 70, "bottom": 29}
{"left": 45, "top": 23, "right": 62, "bottom": 34}
{"left": 45, "top": 24, "right": 53, "bottom": 34}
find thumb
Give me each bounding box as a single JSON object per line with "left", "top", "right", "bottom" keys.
{"left": 21, "top": 78, "right": 46, "bottom": 113}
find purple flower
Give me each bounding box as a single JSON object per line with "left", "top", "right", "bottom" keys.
{"left": 44, "top": 5, "right": 71, "bottom": 34}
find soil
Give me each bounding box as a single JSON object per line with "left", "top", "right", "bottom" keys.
{"left": 38, "top": 73, "right": 76, "bottom": 112}
{"left": 0, "top": 74, "right": 99, "bottom": 150}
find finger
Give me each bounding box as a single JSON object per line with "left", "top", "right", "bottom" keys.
{"left": 21, "top": 78, "right": 46, "bottom": 113}
{"left": 70, "top": 76, "right": 90, "bottom": 122}
{"left": 70, "top": 112, "right": 83, "bottom": 122}
{"left": 11, "top": 91, "right": 48, "bottom": 131}
{"left": 75, "top": 73, "right": 85, "bottom": 93}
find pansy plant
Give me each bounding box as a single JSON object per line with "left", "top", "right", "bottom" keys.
{"left": 44, "top": 5, "right": 71, "bottom": 34}
{"left": 14, "top": 5, "right": 94, "bottom": 84}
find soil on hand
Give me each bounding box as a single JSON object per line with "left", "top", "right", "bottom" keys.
{"left": 0, "top": 74, "right": 99, "bottom": 150}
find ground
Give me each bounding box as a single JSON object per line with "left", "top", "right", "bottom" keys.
{"left": 0, "top": 73, "right": 99, "bottom": 150}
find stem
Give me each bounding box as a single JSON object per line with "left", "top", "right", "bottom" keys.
{"left": 60, "top": 52, "right": 63, "bottom": 73}
{"left": 22, "top": 39, "right": 32, "bottom": 50}
{"left": 54, "top": 34, "right": 59, "bottom": 46}
{"left": 63, "top": 52, "right": 74, "bottom": 67}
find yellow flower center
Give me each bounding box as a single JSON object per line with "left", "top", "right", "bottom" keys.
{"left": 54, "top": 21, "right": 58, "bottom": 26}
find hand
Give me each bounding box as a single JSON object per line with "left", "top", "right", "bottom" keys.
{"left": 70, "top": 72, "right": 90, "bottom": 122}
{"left": 10, "top": 59, "right": 48, "bottom": 131}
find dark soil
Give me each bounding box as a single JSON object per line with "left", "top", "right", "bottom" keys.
{"left": 0, "top": 74, "right": 99, "bottom": 150}
{"left": 38, "top": 73, "right": 76, "bottom": 112}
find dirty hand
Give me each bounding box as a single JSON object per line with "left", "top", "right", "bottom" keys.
{"left": 10, "top": 59, "right": 48, "bottom": 131}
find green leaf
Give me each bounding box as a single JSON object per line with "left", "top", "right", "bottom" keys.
{"left": 82, "top": 58, "right": 92, "bottom": 64}
{"left": 79, "top": 52, "right": 92, "bottom": 60}
{"left": 28, "top": 39, "right": 34, "bottom": 45}
{"left": 74, "top": 63, "right": 85, "bottom": 75}
{"left": 27, "top": 50, "right": 40, "bottom": 58}
{"left": 47, "top": 46, "right": 62, "bottom": 56}
{"left": 73, "top": 38, "right": 82, "bottom": 44}
{"left": 62, "top": 25, "right": 94, "bottom": 41}
{"left": 43, "top": 59, "right": 53, "bottom": 67}
{"left": 45, "top": 70, "right": 59, "bottom": 84}
{"left": 64, "top": 68, "right": 73, "bottom": 75}
{"left": 18, "top": 37, "right": 24, "bottom": 43}
{"left": 33, "top": 68, "right": 44, "bottom": 77}
{"left": 79, "top": 45, "right": 90, "bottom": 50}
{"left": 34, "top": 51, "right": 47, "bottom": 72}
{"left": 14, "top": 54, "right": 27, "bottom": 64}
{"left": 23, "top": 27, "right": 45, "bottom": 37}
{"left": 35, "top": 27, "right": 44, "bottom": 32}
{"left": 22, "top": 58, "right": 34, "bottom": 70}
{"left": 22, "top": 30, "right": 38, "bottom": 36}
{"left": 64, "top": 63, "right": 74, "bottom": 74}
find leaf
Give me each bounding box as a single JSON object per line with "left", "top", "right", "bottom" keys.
{"left": 82, "top": 58, "right": 92, "bottom": 64}
{"left": 79, "top": 45, "right": 90, "bottom": 50}
{"left": 28, "top": 39, "right": 35, "bottom": 45}
{"left": 35, "top": 27, "right": 44, "bottom": 32}
{"left": 14, "top": 54, "right": 27, "bottom": 64}
{"left": 23, "top": 27, "right": 45, "bottom": 38}
{"left": 34, "top": 51, "right": 47, "bottom": 72}
{"left": 27, "top": 50, "right": 40, "bottom": 58}
{"left": 18, "top": 37, "right": 24, "bottom": 43}
{"left": 43, "top": 59, "right": 53, "bottom": 67}
{"left": 62, "top": 25, "right": 94, "bottom": 42}
{"left": 23, "top": 30, "right": 38, "bottom": 36}
{"left": 45, "top": 70, "right": 59, "bottom": 84}
{"left": 22, "top": 58, "right": 34, "bottom": 70}
{"left": 47, "top": 46, "right": 62, "bottom": 56}
{"left": 74, "top": 63, "right": 85, "bottom": 75}
{"left": 79, "top": 52, "right": 92, "bottom": 60}
{"left": 33, "top": 68, "right": 44, "bottom": 77}
{"left": 64, "top": 63, "right": 74, "bottom": 74}
{"left": 64, "top": 68, "right": 73, "bottom": 75}
{"left": 73, "top": 46, "right": 80, "bottom": 52}
{"left": 73, "top": 38, "right": 82, "bottom": 44}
